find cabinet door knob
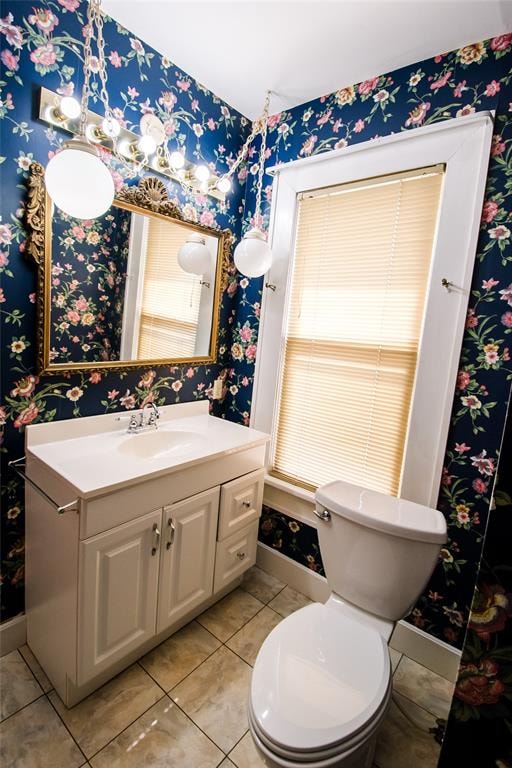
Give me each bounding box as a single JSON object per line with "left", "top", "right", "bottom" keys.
{"left": 151, "top": 522, "right": 161, "bottom": 556}
{"left": 236, "top": 551, "right": 246, "bottom": 560}
{"left": 242, "top": 500, "right": 252, "bottom": 508}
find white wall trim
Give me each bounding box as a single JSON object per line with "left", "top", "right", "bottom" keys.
{"left": 0, "top": 615, "right": 26, "bottom": 657}
{"left": 257, "top": 542, "right": 462, "bottom": 682}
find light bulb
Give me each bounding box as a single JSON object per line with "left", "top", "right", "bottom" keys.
{"left": 118, "top": 140, "right": 132, "bottom": 158}
{"left": 85, "top": 123, "right": 101, "bottom": 143}
{"left": 59, "top": 96, "right": 81, "bottom": 120}
{"left": 169, "top": 150, "right": 185, "bottom": 169}
{"left": 194, "top": 164, "right": 210, "bottom": 182}
{"left": 233, "top": 227, "right": 272, "bottom": 278}
{"left": 45, "top": 138, "right": 115, "bottom": 220}
{"left": 137, "top": 134, "right": 157, "bottom": 155}
{"left": 102, "top": 116, "right": 121, "bottom": 138}
{"left": 216, "top": 176, "right": 231, "bottom": 194}
{"left": 177, "top": 233, "right": 211, "bottom": 275}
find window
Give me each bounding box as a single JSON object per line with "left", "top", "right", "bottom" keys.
{"left": 138, "top": 217, "right": 202, "bottom": 358}
{"left": 252, "top": 114, "right": 493, "bottom": 506}
{"left": 274, "top": 167, "right": 443, "bottom": 495}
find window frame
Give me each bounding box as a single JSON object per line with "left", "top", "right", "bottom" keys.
{"left": 251, "top": 112, "right": 494, "bottom": 508}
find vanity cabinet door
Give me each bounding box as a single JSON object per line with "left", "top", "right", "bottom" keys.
{"left": 157, "top": 487, "right": 220, "bottom": 634}
{"left": 77, "top": 509, "right": 162, "bottom": 685}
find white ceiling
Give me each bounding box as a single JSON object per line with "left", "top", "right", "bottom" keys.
{"left": 103, "top": 0, "right": 512, "bottom": 119}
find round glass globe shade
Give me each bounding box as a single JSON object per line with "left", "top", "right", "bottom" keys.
{"left": 45, "top": 144, "right": 115, "bottom": 220}
{"left": 177, "top": 235, "right": 211, "bottom": 275}
{"left": 234, "top": 228, "right": 272, "bottom": 277}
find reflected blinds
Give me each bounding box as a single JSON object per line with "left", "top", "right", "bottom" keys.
{"left": 138, "top": 218, "right": 202, "bottom": 358}
{"left": 273, "top": 166, "right": 444, "bottom": 495}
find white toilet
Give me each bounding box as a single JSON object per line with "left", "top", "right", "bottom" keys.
{"left": 248, "top": 479, "right": 447, "bottom": 768}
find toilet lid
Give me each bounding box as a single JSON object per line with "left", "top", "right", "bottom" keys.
{"left": 251, "top": 602, "right": 390, "bottom": 753}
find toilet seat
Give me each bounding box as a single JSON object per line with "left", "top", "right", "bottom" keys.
{"left": 250, "top": 601, "right": 392, "bottom": 759}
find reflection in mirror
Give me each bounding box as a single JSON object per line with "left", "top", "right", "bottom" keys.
{"left": 48, "top": 203, "right": 219, "bottom": 365}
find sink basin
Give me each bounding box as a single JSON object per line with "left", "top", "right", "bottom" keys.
{"left": 117, "top": 429, "right": 204, "bottom": 459}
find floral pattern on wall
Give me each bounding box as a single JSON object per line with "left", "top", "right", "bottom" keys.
{"left": 240, "top": 38, "right": 512, "bottom": 649}
{"left": 0, "top": 0, "right": 250, "bottom": 621}
{"left": 439, "top": 405, "right": 512, "bottom": 768}
{"left": 259, "top": 506, "right": 325, "bottom": 576}
{"left": 50, "top": 205, "right": 131, "bottom": 363}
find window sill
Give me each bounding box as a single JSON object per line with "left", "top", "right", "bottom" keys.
{"left": 264, "top": 473, "right": 316, "bottom": 503}
{"left": 263, "top": 473, "right": 318, "bottom": 528}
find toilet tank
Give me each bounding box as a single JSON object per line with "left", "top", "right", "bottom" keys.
{"left": 314, "top": 480, "right": 447, "bottom": 623}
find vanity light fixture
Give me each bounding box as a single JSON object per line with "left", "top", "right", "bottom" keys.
{"left": 44, "top": 0, "right": 115, "bottom": 219}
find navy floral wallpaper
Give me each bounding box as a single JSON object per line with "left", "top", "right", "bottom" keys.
{"left": 0, "top": 0, "right": 249, "bottom": 621}
{"left": 236, "top": 38, "right": 512, "bottom": 649}
{"left": 50, "top": 205, "right": 131, "bottom": 363}
{"left": 1, "top": 0, "right": 511, "bottom": 656}
{"left": 439, "top": 403, "right": 512, "bottom": 768}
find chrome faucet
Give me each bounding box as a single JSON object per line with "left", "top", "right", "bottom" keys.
{"left": 142, "top": 401, "right": 160, "bottom": 428}
{"left": 115, "top": 403, "right": 160, "bottom": 433}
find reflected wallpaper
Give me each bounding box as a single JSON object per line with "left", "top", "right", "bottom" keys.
{"left": 50, "top": 205, "right": 131, "bottom": 363}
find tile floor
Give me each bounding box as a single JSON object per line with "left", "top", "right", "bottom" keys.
{"left": 0, "top": 566, "right": 455, "bottom": 768}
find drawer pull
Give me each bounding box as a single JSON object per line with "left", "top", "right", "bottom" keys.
{"left": 236, "top": 551, "right": 246, "bottom": 560}
{"left": 151, "top": 522, "right": 161, "bottom": 555}
{"left": 242, "top": 500, "right": 252, "bottom": 508}
{"left": 166, "top": 519, "right": 175, "bottom": 550}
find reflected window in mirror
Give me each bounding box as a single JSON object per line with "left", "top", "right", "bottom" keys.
{"left": 122, "top": 214, "right": 216, "bottom": 360}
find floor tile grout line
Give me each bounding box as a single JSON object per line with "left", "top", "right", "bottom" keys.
{"left": 160, "top": 640, "right": 223, "bottom": 695}
{"left": 45, "top": 692, "right": 89, "bottom": 764}
{"left": 170, "top": 695, "right": 232, "bottom": 760}
{"left": 226, "top": 726, "right": 250, "bottom": 760}
{"left": 79, "top": 690, "right": 169, "bottom": 762}
{"left": 391, "top": 687, "right": 449, "bottom": 724}
{"left": 14, "top": 646, "right": 46, "bottom": 697}
{"left": 0, "top": 690, "right": 47, "bottom": 726}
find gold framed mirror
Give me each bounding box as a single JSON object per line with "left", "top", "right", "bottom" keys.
{"left": 25, "top": 163, "right": 232, "bottom": 375}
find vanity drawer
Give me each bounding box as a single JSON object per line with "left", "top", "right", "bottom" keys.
{"left": 218, "top": 469, "right": 264, "bottom": 541}
{"left": 213, "top": 520, "right": 259, "bottom": 593}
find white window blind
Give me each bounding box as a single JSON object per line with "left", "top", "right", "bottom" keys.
{"left": 273, "top": 166, "right": 444, "bottom": 495}
{"left": 138, "top": 217, "right": 202, "bottom": 358}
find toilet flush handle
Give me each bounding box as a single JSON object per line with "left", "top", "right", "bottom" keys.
{"left": 314, "top": 507, "right": 331, "bottom": 522}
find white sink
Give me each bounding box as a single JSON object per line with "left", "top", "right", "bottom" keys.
{"left": 117, "top": 429, "right": 204, "bottom": 459}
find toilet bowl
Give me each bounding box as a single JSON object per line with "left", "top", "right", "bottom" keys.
{"left": 248, "top": 479, "right": 447, "bottom": 766}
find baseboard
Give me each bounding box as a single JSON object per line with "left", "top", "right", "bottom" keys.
{"left": 0, "top": 615, "right": 26, "bottom": 657}
{"left": 257, "top": 542, "right": 462, "bottom": 683}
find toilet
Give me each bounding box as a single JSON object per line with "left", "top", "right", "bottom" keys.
{"left": 248, "top": 479, "right": 447, "bottom": 767}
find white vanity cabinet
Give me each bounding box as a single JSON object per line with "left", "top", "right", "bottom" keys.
{"left": 24, "top": 401, "right": 269, "bottom": 707}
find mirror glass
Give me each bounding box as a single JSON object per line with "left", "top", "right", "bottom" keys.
{"left": 48, "top": 201, "right": 220, "bottom": 365}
